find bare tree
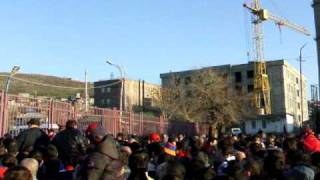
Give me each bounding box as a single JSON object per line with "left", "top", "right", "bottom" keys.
{"left": 155, "top": 69, "right": 254, "bottom": 132}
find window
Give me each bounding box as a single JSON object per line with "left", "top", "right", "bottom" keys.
{"left": 247, "top": 70, "right": 254, "bottom": 79}
{"left": 262, "top": 120, "right": 267, "bottom": 129}
{"left": 297, "top": 90, "right": 300, "bottom": 97}
{"left": 106, "top": 87, "right": 111, "bottom": 93}
{"left": 101, "top": 88, "right": 105, "bottom": 93}
{"left": 298, "top": 103, "right": 301, "bottom": 109}
{"left": 247, "top": 84, "right": 254, "bottom": 93}
{"left": 100, "top": 99, "right": 105, "bottom": 104}
{"left": 235, "top": 72, "right": 242, "bottom": 83}
{"left": 106, "top": 98, "right": 111, "bottom": 105}
{"left": 251, "top": 121, "right": 256, "bottom": 129}
{"left": 296, "top": 77, "right": 299, "bottom": 84}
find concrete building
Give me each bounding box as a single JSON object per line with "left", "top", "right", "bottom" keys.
{"left": 94, "top": 79, "right": 160, "bottom": 111}
{"left": 315, "top": 0, "right": 320, "bottom": 90}
{"left": 160, "top": 60, "right": 308, "bottom": 134}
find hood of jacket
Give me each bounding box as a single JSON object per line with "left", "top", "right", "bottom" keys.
{"left": 96, "top": 135, "right": 119, "bottom": 160}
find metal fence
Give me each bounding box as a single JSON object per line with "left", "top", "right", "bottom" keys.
{"left": 0, "top": 91, "right": 170, "bottom": 137}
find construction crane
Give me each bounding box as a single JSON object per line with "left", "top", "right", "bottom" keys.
{"left": 243, "top": 0, "right": 310, "bottom": 115}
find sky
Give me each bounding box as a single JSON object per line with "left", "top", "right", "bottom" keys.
{"left": 0, "top": 0, "right": 318, "bottom": 94}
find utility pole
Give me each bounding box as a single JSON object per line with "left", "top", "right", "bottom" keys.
{"left": 85, "top": 70, "right": 88, "bottom": 112}
{"left": 299, "top": 43, "right": 307, "bottom": 128}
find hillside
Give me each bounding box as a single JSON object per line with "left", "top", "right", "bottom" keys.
{"left": 0, "top": 73, "right": 93, "bottom": 98}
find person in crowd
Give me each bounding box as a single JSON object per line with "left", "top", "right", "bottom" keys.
{"left": 16, "top": 119, "right": 50, "bottom": 155}
{"left": 52, "top": 120, "right": 87, "bottom": 166}
{"left": 162, "top": 134, "right": 169, "bottom": 146}
{"left": 3, "top": 166, "right": 33, "bottom": 180}
{"left": 301, "top": 127, "right": 320, "bottom": 153}
{"left": 311, "top": 152, "right": 320, "bottom": 180}
{"left": 20, "top": 158, "right": 38, "bottom": 180}
{"left": 38, "top": 144, "right": 64, "bottom": 180}
{"left": 128, "top": 150, "right": 152, "bottom": 180}
{"left": 284, "top": 150, "right": 315, "bottom": 180}
{"left": 47, "top": 129, "right": 56, "bottom": 141}
{"left": 159, "top": 160, "right": 186, "bottom": 180}
{"left": 263, "top": 150, "right": 286, "bottom": 180}
{"left": 76, "top": 126, "right": 127, "bottom": 180}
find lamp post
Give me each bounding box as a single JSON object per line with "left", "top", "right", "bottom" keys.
{"left": 4, "top": 66, "right": 20, "bottom": 94}
{"left": 299, "top": 43, "right": 307, "bottom": 128}
{"left": 106, "top": 60, "right": 124, "bottom": 111}
{"left": 2, "top": 65, "right": 20, "bottom": 136}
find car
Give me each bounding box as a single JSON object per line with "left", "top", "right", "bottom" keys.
{"left": 231, "top": 128, "right": 242, "bottom": 136}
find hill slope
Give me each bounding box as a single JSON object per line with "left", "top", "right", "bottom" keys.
{"left": 0, "top": 73, "right": 93, "bottom": 98}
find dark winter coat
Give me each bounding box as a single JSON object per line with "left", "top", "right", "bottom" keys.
{"left": 52, "top": 128, "right": 87, "bottom": 165}
{"left": 77, "top": 135, "right": 125, "bottom": 180}
{"left": 16, "top": 127, "right": 50, "bottom": 152}
{"left": 284, "top": 164, "right": 315, "bottom": 180}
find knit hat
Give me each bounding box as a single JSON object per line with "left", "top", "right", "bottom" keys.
{"left": 91, "top": 126, "right": 106, "bottom": 138}
{"left": 164, "top": 142, "right": 177, "bottom": 156}
{"left": 86, "top": 123, "right": 98, "bottom": 135}
{"left": 150, "top": 133, "right": 161, "bottom": 142}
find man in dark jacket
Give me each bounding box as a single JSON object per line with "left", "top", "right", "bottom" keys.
{"left": 77, "top": 126, "right": 128, "bottom": 180}
{"left": 52, "top": 120, "right": 87, "bottom": 166}
{"left": 16, "top": 118, "right": 50, "bottom": 154}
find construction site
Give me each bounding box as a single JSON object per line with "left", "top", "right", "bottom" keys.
{"left": 161, "top": 0, "right": 316, "bottom": 134}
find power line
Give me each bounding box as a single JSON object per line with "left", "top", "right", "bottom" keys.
{"left": 0, "top": 74, "right": 121, "bottom": 90}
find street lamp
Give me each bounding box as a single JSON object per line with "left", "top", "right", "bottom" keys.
{"left": 2, "top": 65, "right": 19, "bottom": 136}
{"left": 299, "top": 43, "right": 307, "bottom": 128}
{"left": 5, "top": 65, "right": 20, "bottom": 94}
{"left": 106, "top": 60, "right": 124, "bottom": 111}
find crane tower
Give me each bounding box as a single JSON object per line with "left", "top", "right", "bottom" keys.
{"left": 244, "top": 0, "right": 310, "bottom": 115}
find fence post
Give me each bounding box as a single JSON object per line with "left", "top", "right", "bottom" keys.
{"left": 159, "top": 115, "right": 162, "bottom": 134}
{"left": 128, "top": 111, "right": 132, "bottom": 135}
{"left": 112, "top": 108, "right": 117, "bottom": 137}
{"left": 48, "top": 99, "right": 54, "bottom": 129}
{"left": 0, "top": 91, "right": 5, "bottom": 136}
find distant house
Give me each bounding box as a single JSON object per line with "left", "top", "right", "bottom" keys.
{"left": 94, "top": 79, "right": 160, "bottom": 111}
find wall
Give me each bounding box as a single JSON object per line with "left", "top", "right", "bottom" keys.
{"left": 283, "top": 62, "right": 308, "bottom": 125}
{"left": 94, "top": 79, "right": 160, "bottom": 111}
{"left": 124, "top": 79, "right": 160, "bottom": 111}
{"left": 244, "top": 114, "right": 294, "bottom": 134}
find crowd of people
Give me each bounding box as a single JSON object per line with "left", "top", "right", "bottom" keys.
{"left": 0, "top": 118, "right": 320, "bottom": 180}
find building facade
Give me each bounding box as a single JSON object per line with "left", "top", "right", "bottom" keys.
{"left": 160, "top": 60, "right": 308, "bottom": 134}
{"left": 94, "top": 79, "right": 160, "bottom": 111}
{"left": 315, "top": 0, "right": 320, "bottom": 91}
